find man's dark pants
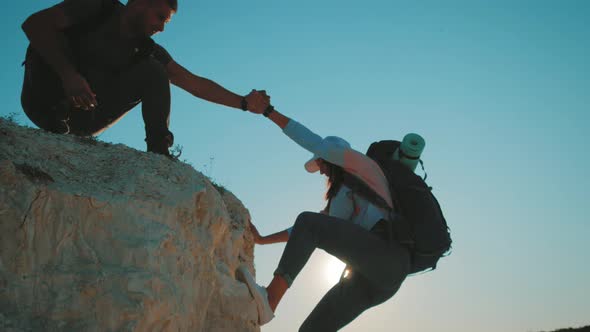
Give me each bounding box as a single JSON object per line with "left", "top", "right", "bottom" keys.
{"left": 21, "top": 55, "right": 173, "bottom": 153}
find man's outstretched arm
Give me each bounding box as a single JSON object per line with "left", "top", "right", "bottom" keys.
{"left": 166, "top": 60, "right": 267, "bottom": 111}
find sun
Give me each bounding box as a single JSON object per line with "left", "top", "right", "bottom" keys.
{"left": 324, "top": 255, "right": 346, "bottom": 285}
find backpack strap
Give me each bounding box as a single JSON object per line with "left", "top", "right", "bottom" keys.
{"left": 399, "top": 145, "right": 428, "bottom": 181}
{"left": 418, "top": 160, "right": 428, "bottom": 181}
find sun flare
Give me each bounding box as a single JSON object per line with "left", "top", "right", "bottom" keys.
{"left": 324, "top": 256, "right": 346, "bottom": 285}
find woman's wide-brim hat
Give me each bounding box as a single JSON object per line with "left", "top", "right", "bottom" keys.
{"left": 304, "top": 136, "right": 351, "bottom": 173}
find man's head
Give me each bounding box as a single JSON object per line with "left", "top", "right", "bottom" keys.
{"left": 126, "top": 0, "right": 178, "bottom": 37}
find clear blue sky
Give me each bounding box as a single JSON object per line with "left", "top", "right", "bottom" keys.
{"left": 1, "top": 1, "right": 589, "bottom": 331}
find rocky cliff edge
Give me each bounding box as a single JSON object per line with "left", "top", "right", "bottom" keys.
{"left": 0, "top": 118, "right": 259, "bottom": 332}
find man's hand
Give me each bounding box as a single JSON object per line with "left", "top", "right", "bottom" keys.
{"left": 61, "top": 72, "right": 98, "bottom": 111}
{"left": 245, "top": 89, "right": 270, "bottom": 114}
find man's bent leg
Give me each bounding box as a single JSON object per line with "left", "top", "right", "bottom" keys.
{"left": 136, "top": 59, "right": 173, "bottom": 155}
{"left": 67, "top": 58, "right": 173, "bottom": 154}
{"left": 20, "top": 51, "right": 70, "bottom": 133}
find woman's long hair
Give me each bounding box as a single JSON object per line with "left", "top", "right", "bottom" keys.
{"left": 324, "top": 161, "right": 390, "bottom": 212}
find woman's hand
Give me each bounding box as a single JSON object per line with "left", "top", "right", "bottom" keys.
{"left": 248, "top": 219, "right": 289, "bottom": 245}
{"left": 249, "top": 219, "right": 265, "bottom": 244}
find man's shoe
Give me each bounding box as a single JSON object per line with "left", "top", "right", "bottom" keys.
{"left": 146, "top": 133, "right": 175, "bottom": 159}
{"left": 235, "top": 265, "right": 275, "bottom": 325}
{"left": 145, "top": 131, "right": 174, "bottom": 158}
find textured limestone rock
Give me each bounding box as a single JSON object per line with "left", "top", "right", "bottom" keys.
{"left": 0, "top": 119, "right": 259, "bottom": 332}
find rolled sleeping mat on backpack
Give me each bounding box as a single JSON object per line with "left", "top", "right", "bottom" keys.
{"left": 393, "top": 133, "right": 425, "bottom": 171}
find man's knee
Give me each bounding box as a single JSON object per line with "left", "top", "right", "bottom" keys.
{"left": 133, "top": 58, "right": 170, "bottom": 91}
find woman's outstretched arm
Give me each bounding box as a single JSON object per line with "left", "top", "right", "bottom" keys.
{"left": 250, "top": 219, "right": 289, "bottom": 245}
{"left": 260, "top": 104, "right": 393, "bottom": 209}
{"left": 266, "top": 107, "right": 290, "bottom": 129}
{"left": 264, "top": 106, "right": 327, "bottom": 156}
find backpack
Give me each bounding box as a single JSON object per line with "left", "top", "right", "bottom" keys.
{"left": 366, "top": 140, "right": 452, "bottom": 274}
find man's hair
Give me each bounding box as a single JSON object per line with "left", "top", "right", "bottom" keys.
{"left": 128, "top": 0, "right": 178, "bottom": 13}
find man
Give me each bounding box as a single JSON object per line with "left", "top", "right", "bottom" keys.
{"left": 21, "top": 0, "right": 269, "bottom": 156}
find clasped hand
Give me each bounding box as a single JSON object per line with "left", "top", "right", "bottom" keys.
{"left": 245, "top": 89, "right": 272, "bottom": 114}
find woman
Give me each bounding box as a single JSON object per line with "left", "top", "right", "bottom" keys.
{"left": 238, "top": 103, "right": 411, "bottom": 331}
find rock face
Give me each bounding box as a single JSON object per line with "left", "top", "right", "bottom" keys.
{"left": 0, "top": 119, "right": 259, "bottom": 332}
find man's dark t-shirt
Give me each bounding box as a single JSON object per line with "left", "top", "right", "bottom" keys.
{"left": 60, "top": 0, "right": 173, "bottom": 83}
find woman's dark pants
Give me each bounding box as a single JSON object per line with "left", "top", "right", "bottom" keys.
{"left": 274, "top": 212, "right": 411, "bottom": 332}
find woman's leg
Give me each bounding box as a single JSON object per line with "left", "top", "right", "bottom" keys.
{"left": 274, "top": 211, "right": 410, "bottom": 290}
{"left": 264, "top": 211, "right": 410, "bottom": 319}
{"left": 299, "top": 271, "right": 403, "bottom": 332}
